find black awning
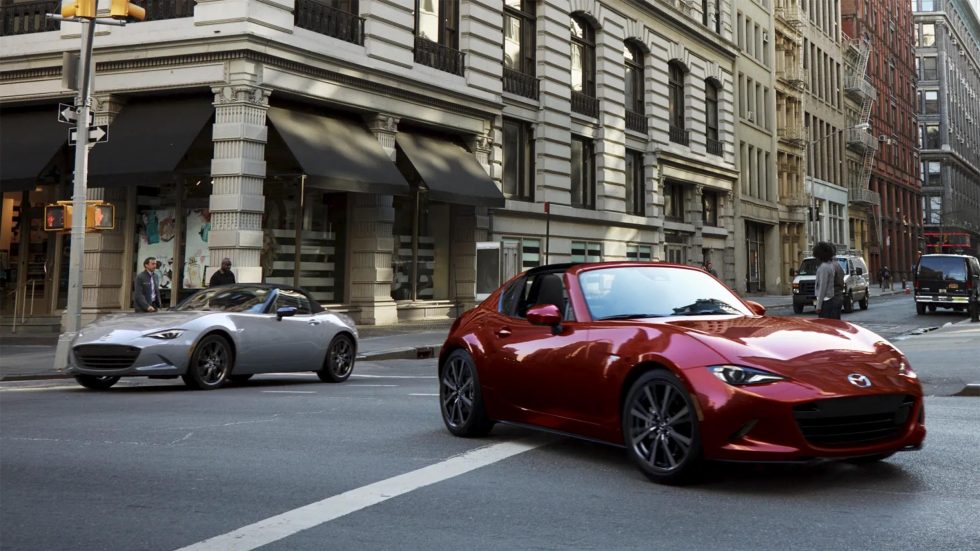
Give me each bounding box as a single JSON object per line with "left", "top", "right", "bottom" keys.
{"left": 395, "top": 132, "right": 504, "bottom": 207}
{"left": 0, "top": 106, "right": 67, "bottom": 190}
{"left": 266, "top": 107, "right": 410, "bottom": 196}
{"left": 88, "top": 96, "right": 214, "bottom": 186}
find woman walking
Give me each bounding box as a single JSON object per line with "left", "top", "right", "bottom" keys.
{"left": 813, "top": 241, "right": 845, "bottom": 320}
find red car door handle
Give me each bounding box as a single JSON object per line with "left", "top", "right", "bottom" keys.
{"left": 496, "top": 328, "right": 512, "bottom": 338}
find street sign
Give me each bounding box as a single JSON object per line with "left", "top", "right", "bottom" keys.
{"left": 57, "top": 102, "right": 93, "bottom": 125}
{"left": 68, "top": 125, "right": 108, "bottom": 145}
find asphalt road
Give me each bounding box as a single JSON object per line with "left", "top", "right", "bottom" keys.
{"left": 766, "top": 290, "right": 970, "bottom": 341}
{"left": 2, "top": 360, "right": 978, "bottom": 551}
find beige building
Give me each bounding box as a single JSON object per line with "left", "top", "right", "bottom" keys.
{"left": 733, "top": 0, "right": 779, "bottom": 293}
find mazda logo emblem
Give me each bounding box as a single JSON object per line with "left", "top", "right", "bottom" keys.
{"left": 848, "top": 373, "right": 872, "bottom": 388}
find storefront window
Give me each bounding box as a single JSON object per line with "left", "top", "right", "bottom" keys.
{"left": 391, "top": 192, "right": 451, "bottom": 302}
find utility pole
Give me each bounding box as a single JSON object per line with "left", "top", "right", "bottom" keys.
{"left": 51, "top": 0, "right": 145, "bottom": 371}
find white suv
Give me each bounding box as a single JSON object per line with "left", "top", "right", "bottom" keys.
{"left": 792, "top": 254, "right": 871, "bottom": 314}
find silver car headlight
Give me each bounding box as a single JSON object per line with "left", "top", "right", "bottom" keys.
{"left": 145, "top": 329, "right": 185, "bottom": 340}
{"left": 709, "top": 365, "right": 786, "bottom": 385}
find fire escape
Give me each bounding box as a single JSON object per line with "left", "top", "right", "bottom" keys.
{"left": 844, "top": 38, "right": 882, "bottom": 252}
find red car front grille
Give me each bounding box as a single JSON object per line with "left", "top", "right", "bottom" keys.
{"left": 792, "top": 394, "right": 916, "bottom": 448}
{"left": 73, "top": 345, "right": 141, "bottom": 370}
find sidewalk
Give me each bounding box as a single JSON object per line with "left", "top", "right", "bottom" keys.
{"left": 894, "top": 319, "right": 980, "bottom": 397}
{"left": 744, "top": 285, "right": 903, "bottom": 309}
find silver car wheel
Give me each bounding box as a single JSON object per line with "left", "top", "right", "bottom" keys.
{"left": 330, "top": 338, "right": 354, "bottom": 379}
{"left": 626, "top": 378, "right": 696, "bottom": 474}
{"left": 197, "top": 341, "right": 229, "bottom": 385}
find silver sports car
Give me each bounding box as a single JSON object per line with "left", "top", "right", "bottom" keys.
{"left": 65, "top": 284, "right": 358, "bottom": 390}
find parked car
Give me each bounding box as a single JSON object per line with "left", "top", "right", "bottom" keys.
{"left": 65, "top": 284, "right": 358, "bottom": 390}
{"left": 792, "top": 253, "right": 870, "bottom": 314}
{"left": 913, "top": 254, "right": 980, "bottom": 322}
{"left": 439, "top": 262, "right": 925, "bottom": 484}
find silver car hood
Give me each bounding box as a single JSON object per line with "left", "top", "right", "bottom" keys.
{"left": 77, "top": 312, "right": 211, "bottom": 342}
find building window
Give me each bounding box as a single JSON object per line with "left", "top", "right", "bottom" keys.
{"left": 924, "top": 161, "right": 941, "bottom": 185}
{"left": 571, "top": 241, "right": 602, "bottom": 263}
{"left": 921, "top": 56, "right": 938, "bottom": 80}
{"left": 829, "top": 202, "right": 844, "bottom": 244}
{"left": 570, "top": 15, "right": 595, "bottom": 97}
{"left": 503, "top": 236, "right": 542, "bottom": 270}
{"left": 927, "top": 196, "right": 942, "bottom": 224}
{"left": 625, "top": 149, "right": 645, "bottom": 216}
{"left": 502, "top": 118, "right": 534, "bottom": 201}
{"left": 668, "top": 62, "right": 687, "bottom": 143}
{"left": 664, "top": 181, "right": 684, "bottom": 221}
{"left": 914, "top": 1, "right": 935, "bottom": 11}
{"left": 415, "top": 0, "right": 461, "bottom": 74}
{"left": 921, "top": 23, "right": 936, "bottom": 46}
{"left": 923, "top": 124, "right": 940, "bottom": 148}
{"left": 923, "top": 90, "right": 939, "bottom": 114}
{"left": 705, "top": 80, "right": 721, "bottom": 155}
{"left": 570, "top": 136, "right": 595, "bottom": 209}
{"left": 504, "top": 0, "right": 535, "bottom": 74}
{"left": 624, "top": 42, "right": 645, "bottom": 132}
{"left": 702, "top": 190, "right": 718, "bottom": 227}
{"left": 626, "top": 244, "right": 653, "bottom": 261}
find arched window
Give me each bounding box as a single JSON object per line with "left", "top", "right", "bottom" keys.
{"left": 570, "top": 15, "right": 595, "bottom": 97}
{"left": 668, "top": 62, "right": 687, "bottom": 143}
{"left": 705, "top": 79, "right": 721, "bottom": 155}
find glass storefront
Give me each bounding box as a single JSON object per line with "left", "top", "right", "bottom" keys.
{"left": 391, "top": 192, "right": 451, "bottom": 302}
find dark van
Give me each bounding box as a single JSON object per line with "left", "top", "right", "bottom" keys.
{"left": 913, "top": 254, "right": 980, "bottom": 321}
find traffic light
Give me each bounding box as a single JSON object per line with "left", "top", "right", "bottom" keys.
{"left": 62, "top": 0, "right": 96, "bottom": 18}
{"left": 44, "top": 205, "right": 70, "bottom": 231}
{"left": 87, "top": 203, "right": 115, "bottom": 230}
{"left": 110, "top": 0, "right": 146, "bottom": 21}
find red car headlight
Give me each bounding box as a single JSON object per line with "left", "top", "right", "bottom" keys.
{"left": 898, "top": 360, "right": 917, "bottom": 379}
{"left": 709, "top": 365, "right": 786, "bottom": 386}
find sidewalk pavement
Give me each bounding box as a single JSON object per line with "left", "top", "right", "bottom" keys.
{"left": 894, "top": 319, "right": 980, "bottom": 397}
{"left": 744, "top": 285, "right": 904, "bottom": 309}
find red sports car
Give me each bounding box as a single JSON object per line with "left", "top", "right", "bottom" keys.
{"left": 439, "top": 262, "right": 925, "bottom": 484}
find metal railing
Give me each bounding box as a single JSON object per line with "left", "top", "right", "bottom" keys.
{"left": 778, "top": 123, "right": 806, "bottom": 143}
{"left": 571, "top": 91, "right": 598, "bottom": 118}
{"left": 669, "top": 125, "right": 689, "bottom": 146}
{"left": 143, "top": 0, "right": 195, "bottom": 21}
{"left": 0, "top": 0, "right": 59, "bottom": 36}
{"left": 846, "top": 128, "right": 878, "bottom": 152}
{"left": 503, "top": 68, "right": 539, "bottom": 100}
{"left": 625, "top": 110, "right": 647, "bottom": 133}
{"left": 844, "top": 75, "right": 877, "bottom": 99}
{"left": 415, "top": 37, "right": 465, "bottom": 76}
{"left": 777, "top": 66, "right": 807, "bottom": 89}
{"left": 848, "top": 186, "right": 881, "bottom": 206}
{"left": 295, "top": 0, "right": 364, "bottom": 45}
{"left": 706, "top": 137, "right": 723, "bottom": 156}
{"left": 776, "top": 4, "right": 804, "bottom": 26}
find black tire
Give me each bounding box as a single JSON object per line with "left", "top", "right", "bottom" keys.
{"left": 859, "top": 294, "right": 869, "bottom": 310}
{"left": 843, "top": 294, "right": 854, "bottom": 313}
{"left": 928, "top": 305, "right": 937, "bottom": 313}
{"left": 317, "top": 334, "right": 356, "bottom": 383}
{"left": 439, "top": 349, "right": 493, "bottom": 437}
{"left": 846, "top": 452, "right": 895, "bottom": 464}
{"left": 182, "top": 335, "right": 233, "bottom": 390}
{"left": 792, "top": 302, "right": 804, "bottom": 314}
{"left": 916, "top": 302, "right": 926, "bottom": 315}
{"left": 622, "top": 370, "right": 702, "bottom": 485}
{"left": 229, "top": 374, "right": 253, "bottom": 384}
{"left": 74, "top": 374, "right": 120, "bottom": 390}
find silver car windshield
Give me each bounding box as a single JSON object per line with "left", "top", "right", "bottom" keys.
{"left": 177, "top": 287, "right": 271, "bottom": 313}
{"left": 579, "top": 266, "right": 752, "bottom": 320}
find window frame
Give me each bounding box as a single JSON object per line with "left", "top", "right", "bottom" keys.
{"left": 625, "top": 149, "right": 645, "bottom": 216}
{"left": 416, "top": 0, "right": 458, "bottom": 49}
{"left": 705, "top": 79, "right": 720, "bottom": 143}
{"left": 502, "top": 118, "right": 535, "bottom": 201}
{"left": 570, "top": 135, "right": 596, "bottom": 209}
{"left": 624, "top": 42, "right": 645, "bottom": 116}
{"left": 503, "top": 0, "right": 536, "bottom": 75}
{"left": 668, "top": 62, "right": 686, "bottom": 131}
{"left": 663, "top": 180, "right": 685, "bottom": 221}
{"left": 570, "top": 15, "right": 596, "bottom": 97}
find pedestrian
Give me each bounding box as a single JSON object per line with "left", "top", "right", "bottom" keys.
{"left": 134, "top": 256, "right": 161, "bottom": 313}
{"left": 813, "top": 241, "right": 845, "bottom": 320}
{"left": 704, "top": 260, "right": 718, "bottom": 277}
{"left": 209, "top": 258, "right": 236, "bottom": 287}
{"left": 879, "top": 265, "right": 891, "bottom": 290}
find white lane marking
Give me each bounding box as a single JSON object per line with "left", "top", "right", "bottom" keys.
{"left": 175, "top": 436, "right": 552, "bottom": 551}
{"left": 347, "top": 384, "right": 397, "bottom": 387}
{"left": 409, "top": 393, "right": 439, "bottom": 397}
{"left": 0, "top": 385, "right": 85, "bottom": 392}
{"left": 261, "top": 390, "right": 316, "bottom": 394}
{"left": 351, "top": 374, "right": 437, "bottom": 379}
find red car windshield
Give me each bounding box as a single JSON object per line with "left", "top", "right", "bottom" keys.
{"left": 579, "top": 266, "right": 752, "bottom": 320}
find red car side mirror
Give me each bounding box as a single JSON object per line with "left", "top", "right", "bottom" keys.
{"left": 744, "top": 300, "right": 766, "bottom": 316}
{"left": 527, "top": 304, "right": 562, "bottom": 327}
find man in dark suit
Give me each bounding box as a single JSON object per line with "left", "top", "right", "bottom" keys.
{"left": 209, "top": 258, "right": 236, "bottom": 287}
{"left": 134, "top": 256, "right": 161, "bottom": 312}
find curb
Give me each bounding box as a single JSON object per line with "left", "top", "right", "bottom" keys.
{"left": 358, "top": 345, "right": 441, "bottom": 362}
{"left": 0, "top": 373, "right": 71, "bottom": 382}
{"left": 955, "top": 384, "right": 980, "bottom": 397}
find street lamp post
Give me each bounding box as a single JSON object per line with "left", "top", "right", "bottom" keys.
{"left": 803, "top": 122, "right": 870, "bottom": 252}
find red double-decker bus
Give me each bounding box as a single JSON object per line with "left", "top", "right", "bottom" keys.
{"left": 924, "top": 231, "right": 973, "bottom": 254}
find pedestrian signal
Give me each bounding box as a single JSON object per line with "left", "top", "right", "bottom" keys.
{"left": 44, "top": 204, "right": 70, "bottom": 231}
{"left": 62, "top": 0, "right": 96, "bottom": 18}
{"left": 88, "top": 203, "right": 115, "bottom": 230}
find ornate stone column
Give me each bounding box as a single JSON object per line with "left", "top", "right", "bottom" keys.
{"left": 208, "top": 83, "right": 270, "bottom": 284}
{"left": 348, "top": 114, "right": 399, "bottom": 325}
{"left": 722, "top": 190, "right": 736, "bottom": 287}
{"left": 689, "top": 184, "right": 705, "bottom": 265}
{"left": 77, "top": 95, "right": 126, "bottom": 321}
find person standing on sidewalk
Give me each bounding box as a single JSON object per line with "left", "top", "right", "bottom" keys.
{"left": 813, "top": 242, "right": 844, "bottom": 319}
{"left": 134, "top": 257, "right": 161, "bottom": 313}
{"left": 209, "top": 258, "right": 236, "bottom": 287}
